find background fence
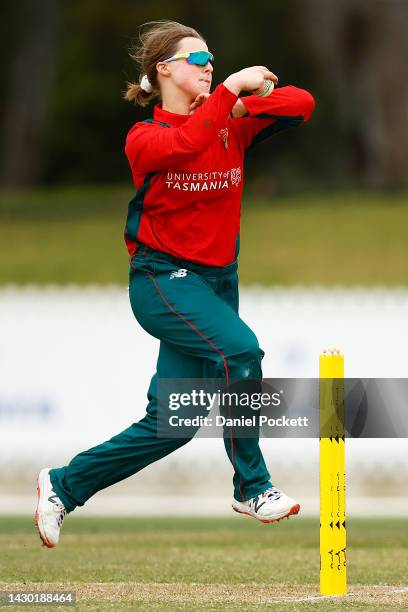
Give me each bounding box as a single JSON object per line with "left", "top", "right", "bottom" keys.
{"left": 1, "top": 286, "right": 407, "bottom": 515}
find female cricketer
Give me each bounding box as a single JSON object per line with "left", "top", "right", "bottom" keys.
{"left": 35, "top": 20, "right": 315, "bottom": 547}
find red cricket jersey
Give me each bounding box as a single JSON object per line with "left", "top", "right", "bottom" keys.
{"left": 124, "top": 83, "right": 315, "bottom": 267}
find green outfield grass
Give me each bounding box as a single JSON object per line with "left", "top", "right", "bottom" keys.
{"left": 0, "top": 187, "right": 407, "bottom": 286}
{"left": 0, "top": 516, "right": 407, "bottom": 610}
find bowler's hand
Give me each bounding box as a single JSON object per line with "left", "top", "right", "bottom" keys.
{"left": 231, "top": 99, "right": 248, "bottom": 118}
{"left": 189, "top": 93, "right": 210, "bottom": 114}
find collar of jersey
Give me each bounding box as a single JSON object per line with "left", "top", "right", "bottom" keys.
{"left": 153, "top": 104, "right": 190, "bottom": 127}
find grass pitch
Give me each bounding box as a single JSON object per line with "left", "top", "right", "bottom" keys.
{"left": 1, "top": 187, "right": 408, "bottom": 286}
{"left": 1, "top": 515, "right": 407, "bottom": 610}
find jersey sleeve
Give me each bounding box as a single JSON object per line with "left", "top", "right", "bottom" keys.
{"left": 230, "top": 85, "right": 315, "bottom": 151}
{"left": 125, "top": 83, "right": 238, "bottom": 174}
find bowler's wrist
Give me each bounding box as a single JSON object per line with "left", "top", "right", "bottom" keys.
{"left": 223, "top": 75, "right": 241, "bottom": 96}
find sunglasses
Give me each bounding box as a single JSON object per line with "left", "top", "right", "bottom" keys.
{"left": 163, "top": 50, "right": 214, "bottom": 66}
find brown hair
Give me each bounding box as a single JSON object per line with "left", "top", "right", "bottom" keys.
{"left": 124, "top": 20, "right": 205, "bottom": 107}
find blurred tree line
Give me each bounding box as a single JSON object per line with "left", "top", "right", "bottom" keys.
{"left": 1, "top": 0, "right": 407, "bottom": 193}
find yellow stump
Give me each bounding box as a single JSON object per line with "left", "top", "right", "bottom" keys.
{"left": 320, "top": 349, "right": 346, "bottom": 595}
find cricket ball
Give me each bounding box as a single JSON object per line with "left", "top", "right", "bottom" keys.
{"left": 254, "top": 79, "right": 274, "bottom": 97}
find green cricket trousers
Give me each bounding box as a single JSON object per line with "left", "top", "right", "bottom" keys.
{"left": 50, "top": 245, "right": 272, "bottom": 512}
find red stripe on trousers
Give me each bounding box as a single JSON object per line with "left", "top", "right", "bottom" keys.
{"left": 143, "top": 270, "right": 244, "bottom": 502}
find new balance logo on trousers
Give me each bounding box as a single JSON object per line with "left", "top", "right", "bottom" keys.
{"left": 169, "top": 269, "right": 188, "bottom": 279}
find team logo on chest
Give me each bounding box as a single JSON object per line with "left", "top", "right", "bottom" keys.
{"left": 218, "top": 127, "right": 229, "bottom": 149}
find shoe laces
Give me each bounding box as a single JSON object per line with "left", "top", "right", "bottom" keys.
{"left": 262, "top": 486, "right": 282, "bottom": 501}
{"left": 53, "top": 502, "right": 67, "bottom": 527}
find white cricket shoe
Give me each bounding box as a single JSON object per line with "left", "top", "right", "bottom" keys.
{"left": 232, "top": 486, "right": 300, "bottom": 523}
{"left": 35, "top": 468, "right": 67, "bottom": 547}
